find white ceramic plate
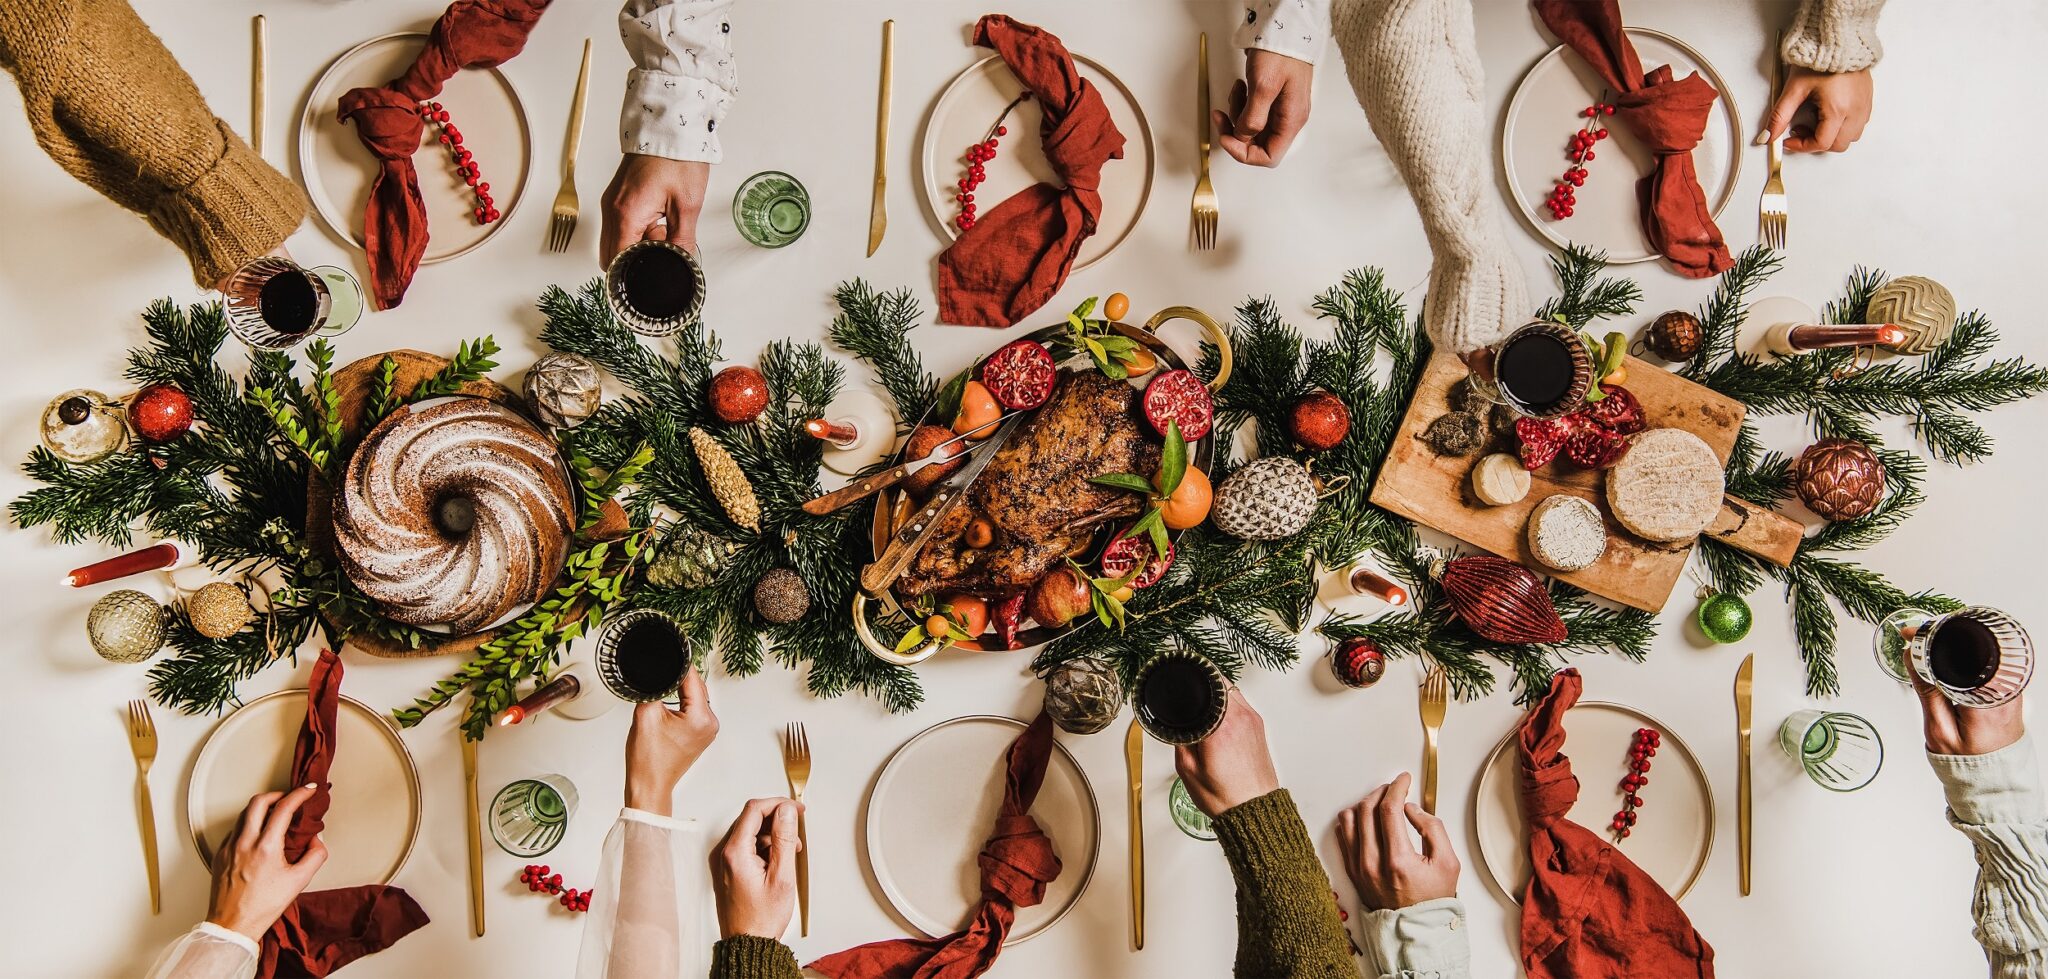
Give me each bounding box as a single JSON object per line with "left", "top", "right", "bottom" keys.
{"left": 1472, "top": 700, "right": 1712, "bottom": 903}
{"left": 918, "top": 54, "right": 1154, "bottom": 272}
{"left": 1501, "top": 28, "right": 1741, "bottom": 263}
{"left": 186, "top": 689, "right": 421, "bottom": 888}
{"left": 298, "top": 33, "right": 532, "bottom": 263}
{"left": 865, "top": 715, "right": 1099, "bottom": 944}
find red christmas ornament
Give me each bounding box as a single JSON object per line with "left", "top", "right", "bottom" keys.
{"left": 1438, "top": 555, "right": 1567, "bottom": 644}
{"left": 1289, "top": 390, "right": 1351, "bottom": 451}
{"left": 1610, "top": 727, "right": 1660, "bottom": 841}
{"left": 128, "top": 384, "right": 194, "bottom": 443}
{"left": 1330, "top": 637, "right": 1387, "bottom": 689}
{"left": 708, "top": 366, "right": 770, "bottom": 424}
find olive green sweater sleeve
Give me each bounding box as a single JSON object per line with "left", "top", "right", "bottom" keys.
{"left": 710, "top": 935, "right": 802, "bottom": 979}
{"left": 1213, "top": 789, "right": 1358, "bottom": 978}
{"left": 0, "top": 0, "right": 305, "bottom": 286}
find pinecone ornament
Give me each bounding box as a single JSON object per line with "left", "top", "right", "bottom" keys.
{"left": 1330, "top": 638, "right": 1387, "bottom": 689}
{"left": 1794, "top": 438, "right": 1886, "bottom": 521}
{"left": 1437, "top": 556, "right": 1567, "bottom": 644}
{"left": 689, "top": 427, "right": 761, "bottom": 532}
{"left": 1645, "top": 311, "right": 1703, "bottom": 361}
{"left": 1211, "top": 457, "right": 1318, "bottom": 541}
{"left": 1044, "top": 657, "right": 1125, "bottom": 735}
{"left": 646, "top": 525, "right": 737, "bottom": 590}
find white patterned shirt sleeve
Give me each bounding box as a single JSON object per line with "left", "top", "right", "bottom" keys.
{"left": 1231, "top": 0, "right": 1331, "bottom": 66}
{"left": 1928, "top": 735, "right": 2048, "bottom": 979}
{"left": 619, "top": 0, "right": 738, "bottom": 163}
{"left": 1356, "top": 897, "right": 1472, "bottom": 979}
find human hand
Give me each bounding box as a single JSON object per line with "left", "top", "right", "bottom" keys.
{"left": 1910, "top": 670, "right": 2025, "bottom": 756}
{"left": 1336, "top": 772, "right": 1460, "bottom": 912}
{"left": 1214, "top": 50, "right": 1314, "bottom": 168}
{"left": 1758, "top": 66, "right": 1873, "bottom": 154}
{"left": 624, "top": 665, "right": 718, "bottom": 817}
{"left": 710, "top": 797, "right": 803, "bottom": 940}
{"left": 1173, "top": 687, "right": 1281, "bottom": 816}
{"left": 205, "top": 784, "right": 329, "bottom": 941}
{"left": 600, "top": 155, "right": 711, "bottom": 266}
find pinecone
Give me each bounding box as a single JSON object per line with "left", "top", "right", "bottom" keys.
{"left": 689, "top": 427, "right": 761, "bottom": 531}
{"left": 1211, "top": 457, "right": 1318, "bottom": 540}
{"left": 1794, "top": 438, "right": 1886, "bottom": 521}
{"left": 1645, "top": 311, "right": 1703, "bottom": 361}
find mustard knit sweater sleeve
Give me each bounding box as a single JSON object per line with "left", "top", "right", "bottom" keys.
{"left": 1215, "top": 789, "right": 1359, "bottom": 978}
{"left": 0, "top": 0, "right": 305, "bottom": 287}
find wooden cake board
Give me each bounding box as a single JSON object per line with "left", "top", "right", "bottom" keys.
{"left": 1369, "top": 352, "right": 1800, "bottom": 613}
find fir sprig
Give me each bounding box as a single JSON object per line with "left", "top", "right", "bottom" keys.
{"left": 828, "top": 280, "right": 937, "bottom": 427}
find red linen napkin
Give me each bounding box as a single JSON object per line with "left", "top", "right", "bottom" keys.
{"left": 337, "top": 0, "right": 551, "bottom": 309}
{"left": 256, "top": 649, "right": 429, "bottom": 978}
{"left": 936, "top": 16, "right": 1125, "bottom": 328}
{"left": 1518, "top": 669, "right": 1713, "bottom": 979}
{"left": 1532, "top": 0, "right": 1733, "bottom": 278}
{"left": 808, "top": 713, "right": 1063, "bottom": 979}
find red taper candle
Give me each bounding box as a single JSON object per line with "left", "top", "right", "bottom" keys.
{"left": 803, "top": 418, "right": 860, "bottom": 447}
{"left": 493, "top": 675, "right": 583, "bottom": 726}
{"left": 1347, "top": 567, "right": 1409, "bottom": 606}
{"left": 65, "top": 542, "right": 181, "bottom": 587}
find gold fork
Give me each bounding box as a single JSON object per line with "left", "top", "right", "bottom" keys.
{"left": 546, "top": 38, "right": 593, "bottom": 254}
{"left": 1419, "top": 668, "right": 1448, "bottom": 814}
{"left": 1758, "top": 36, "right": 1787, "bottom": 252}
{"left": 1190, "top": 32, "right": 1219, "bottom": 250}
{"left": 780, "top": 722, "right": 811, "bottom": 937}
{"left": 126, "top": 699, "right": 161, "bottom": 914}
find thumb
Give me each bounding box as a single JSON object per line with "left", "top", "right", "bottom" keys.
{"left": 765, "top": 801, "right": 802, "bottom": 880}
{"left": 1759, "top": 75, "right": 1813, "bottom": 144}
{"left": 290, "top": 836, "right": 329, "bottom": 878}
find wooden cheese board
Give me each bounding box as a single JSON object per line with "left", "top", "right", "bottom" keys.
{"left": 1369, "top": 352, "right": 1801, "bottom": 612}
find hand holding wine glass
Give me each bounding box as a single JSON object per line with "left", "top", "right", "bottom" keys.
{"left": 1910, "top": 670, "right": 2025, "bottom": 757}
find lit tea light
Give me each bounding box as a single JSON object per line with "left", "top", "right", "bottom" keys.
{"left": 804, "top": 417, "right": 861, "bottom": 447}
{"left": 493, "top": 674, "right": 583, "bottom": 726}
{"left": 1345, "top": 565, "right": 1409, "bottom": 606}
{"left": 65, "top": 541, "right": 182, "bottom": 588}
{"left": 1765, "top": 323, "right": 1908, "bottom": 356}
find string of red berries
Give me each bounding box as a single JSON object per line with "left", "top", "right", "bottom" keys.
{"left": 1546, "top": 99, "right": 1615, "bottom": 222}
{"left": 1610, "top": 726, "right": 1659, "bottom": 841}
{"left": 417, "top": 101, "right": 498, "bottom": 226}
{"left": 955, "top": 93, "right": 1031, "bottom": 233}
{"left": 517, "top": 864, "right": 591, "bottom": 913}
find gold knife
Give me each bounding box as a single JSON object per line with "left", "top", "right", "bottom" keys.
{"left": 1734, "top": 652, "right": 1754, "bottom": 897}
{"left": 866, "top": 20, "right": 893, "bottom": 257}
{"left": 252, "top": 15, "right": 266, "bottom": 156}
{"left": 1125, "top": 719, "right": 1145, "bottom": 950}
{"left": 461, "top": 735, "right": 486, "bottom": 936}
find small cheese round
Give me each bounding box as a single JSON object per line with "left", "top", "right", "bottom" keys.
{"left": 1606, "top": 428, "right": 1724, "bottom": 542}
{"left": 1472, "top": 453, "right": 1531, "bottom": 506}
{"left": 1527, "top": 495, "right": 1608, "bottom": 571}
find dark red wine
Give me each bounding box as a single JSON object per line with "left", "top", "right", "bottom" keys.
{"left": 1136, "top": 657, "right": 1222, "bottom": 737}
{"left": 1496, "top": 331, "right": 1576, "bottom": 412}
{"left": 619, "top": 245, "right": 696, "bottom": 320}
{"left": 612, "top": 617, "right": 686, "bottom": 698}
{"left": 1930, "top": 617, "right": 2002, "bottom": 689}
{"left": 259, "top": 269, "right": 319, "bottom": 335}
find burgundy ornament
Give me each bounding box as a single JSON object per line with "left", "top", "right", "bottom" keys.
{"left": 1439, "top": 555, "right": 1567, "bottom": 644}
{"left": 1330, "top": 637, "right": 1387, "bottom": 689}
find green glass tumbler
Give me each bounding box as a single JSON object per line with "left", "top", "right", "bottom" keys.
{"left": 1169, "top": 777, "right": 1216, "bottom": 841}
{"left": 733, "top": 171, "right": 810, "bottom": 248}
{"left": 491, "top": 774, "right": 578, "bottom": 857}
{"left": 1777, "top": 710, "right": 1883, "bottom": 792}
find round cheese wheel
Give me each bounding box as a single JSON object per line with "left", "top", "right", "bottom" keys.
{"left": 1605, "top": 428, "right": 1723, "bottom": 542}
{"left": 1527, "top": 495, "right": 1607, "bottom": 571}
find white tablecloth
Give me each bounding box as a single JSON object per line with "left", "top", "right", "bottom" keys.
{"left": 5, "top": 1, "right": 2045, "bottom": 976}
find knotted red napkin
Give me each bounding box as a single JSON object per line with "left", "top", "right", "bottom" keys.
{"left": 256, "top": 650, "right": 429, "bottom": 978}
{"left": 936, "top": 15, "right": 1125, "bottom": 328}
{"left": 1532, "top": 0, "right": 1733, "bottom": 278}
{"left": 1518, "top": 669, "right": 1714, "bottom": 979}
{"left": 808, "top": 713, "right": 1063, "bottom": 979}
{"left": 337, "top": 0, "right": 551, "bottom": 309}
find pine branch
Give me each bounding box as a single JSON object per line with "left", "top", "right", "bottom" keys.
{"left": 1535, "top": 245, "right": 1643, "bottom": 328}
{"left": 829, "top": 280, "right": 936, "bottom": 428}
{"left": 1682, "top": 246, "right": 1782, "bottom": 381}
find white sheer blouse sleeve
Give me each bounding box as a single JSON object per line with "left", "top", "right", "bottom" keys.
{"left": 576, "top": 807, "right": 712, "bottom": 979}
{"left": 144, "top": 922, "right": 259, "bottom": 979}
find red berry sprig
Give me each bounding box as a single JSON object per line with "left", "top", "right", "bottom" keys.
{"left": 518, "top": 864, "right": 591, "bottom": 913}
{"left": 955, "top": 94, "right": 1031, "bottom": 233}
{"left": 1546, "top": 99, "right": 1616, "bottom": 221}
{"left": 417, "top": 101, "right": 498, "bottom": 226}
{"left": 1610, "top": 726, "right": 1659, "bottom": 841}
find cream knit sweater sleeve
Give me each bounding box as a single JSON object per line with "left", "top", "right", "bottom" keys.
{"left": 1782, "top": 0, "right": 1887, "bottom": 74}
{"left": 1330, "top": 0, "right": 1528, "bottom": 356}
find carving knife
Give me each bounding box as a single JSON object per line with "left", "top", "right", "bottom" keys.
{"left": 1735, "top": 652, "right": 1753, "bottom": 897}
{"left": 859, "top": 413, "right": 1022, "bottom": 596}
{"left": 800, "top": 412, "right": 1019, "bottom": 516}
{"left": 1126, "top": 718, "right": 1145, "bottom": 950}
{"left": 866, "top": 21, "right": 893, "bottom": 257}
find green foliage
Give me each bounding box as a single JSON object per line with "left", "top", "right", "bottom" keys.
{"left": 826, "top": 280, "right": 935, "bottom": 430}
{"left": 363, "top": 355, "right": 401, "bottom": 427}
{"left": 409, "top": 336, "right": 502, "bottom": 402}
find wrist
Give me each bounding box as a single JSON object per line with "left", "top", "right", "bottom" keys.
{"left": 624, "top": 778, "right": 675, "bottom": 816}
{"left": 205, "top": 911, "right": 271, "bottom": 944}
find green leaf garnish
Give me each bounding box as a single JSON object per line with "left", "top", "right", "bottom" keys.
{"left": 1157, "top": 421, "right": 1187, "bottom": 495}
{"left": 1090, "top": 472, "right": 1158, "bottom": 494}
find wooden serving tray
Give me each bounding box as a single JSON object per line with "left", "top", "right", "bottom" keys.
{"left": 1369, "top": 352, "right": 1800, "bottom": 613}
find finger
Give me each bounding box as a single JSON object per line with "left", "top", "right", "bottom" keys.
{"left": 1377, "top": 773, "right": 1415, "bottom": 861}
{"left": 765, "top": 800, "right": 802, "bottom": 879}
{"left": 1354, "top": 788, "right": 1386, "bottom": 863}
{"left": 237, "top": 791, "right": 286, "bottom": 849}
{"left": 1216, "top": 132, "right": 1263, "bottom": 167}
{"left": 1760, "top": 76, "right": 1813, "bottom": 144}
{"left": 259, "top": 783, "right": 323, "bottom": 852}
{"left": 678, "top": 663, "right": 710, "bottom": 713}
{"left": 720, "top": 798, "right": 783, "bottom": 858}
{"left": 1258, "top": 89, "right": 1307, "bottom": 164}
{"left": 1405, "top": 802, "right": 1454, "bottom": 861}
{"left": 1910, "top": 670, "right": 1960, "bottom": 749}
{"left": 598, "top": 202, "right": 636, "bottom": 270}
{"left": 1236, "top": 75, "right": 1278, "bottom": 137}
{"left": 1809, "top": 109, "right": 1845, "bottom": 155}
{"left": 289, "top": 836, "right": 329, "bottom": 875}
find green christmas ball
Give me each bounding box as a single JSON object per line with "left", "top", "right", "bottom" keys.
{"left": 1696, "top": 593, "right": 1753, "bottom": 645}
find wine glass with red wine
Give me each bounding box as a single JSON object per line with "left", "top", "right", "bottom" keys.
{"left": 221, "top": 257, "right": 364, "bottom": 349}
{"left": 595, "top": 608, "right": 692, "bottom": 703}
{"left": 1482, "top": 319, "right": 1596, "bottom": 419}
{"left": 605, "top": 240, "right": 706, "bottom": 337}
{"left": 1890, "top": 606, "right": 2035, "bottom": 708}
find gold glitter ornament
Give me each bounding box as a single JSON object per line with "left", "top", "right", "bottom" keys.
{"left": 187, "top": 581, "right": 255, "bottom": 639}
